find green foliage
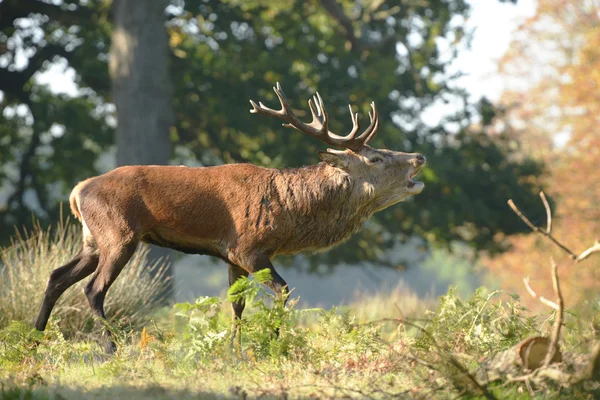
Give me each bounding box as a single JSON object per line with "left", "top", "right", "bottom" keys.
{"left": 0, "top": 0, "right": 544, "bottom": 265}
{"left": 0, "top": 322, "right": 43, "bottom": 366}
{"left": 175, "top": 269, "right": 318, "bottom": 361}
{"left": 313, "top": 307, "right": 383, "bottom": 362}
{"left": 174, "top": 296, "right": 229, "bottom": 360}
{"left": 0, "top": 383, "right": 41, "bottom": 400}
{"left": 227, "top": 268, "right": 274, "bottom": 307}
{"left": 0, "top": 284, "right": 598, "bottom": 399}
{"left": 415, "top": 287, "right": 538, "bottom": 357}
{"left": 0, "top": 320, "right": 85, "bottom": 370}
{"left": 0, "top": 220, "right": 171, "bottom": 337}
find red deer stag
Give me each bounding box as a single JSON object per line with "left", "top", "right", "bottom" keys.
{"left": 35, "top": 83, "right": 426, "bottom": 352}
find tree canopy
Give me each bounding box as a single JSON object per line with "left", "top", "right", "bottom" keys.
{"left": 484, "top": 0, "right": 599, "bottom": 303}
{"left": 0, "top": 0, "right": 541, "bottom": 268}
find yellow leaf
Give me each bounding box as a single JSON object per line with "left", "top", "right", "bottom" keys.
{"left": 140, "top": 327, "right": 154, "bottom": 350}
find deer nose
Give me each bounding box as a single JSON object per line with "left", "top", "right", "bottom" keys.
{"left": 415, "top": 155, "right": 426, "bottom": 165}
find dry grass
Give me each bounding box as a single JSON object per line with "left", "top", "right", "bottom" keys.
{"left": 347, "top": 282, "right": 436, "bottom": 322}
{"left": 0, "top": 220, "right": 170, "bottom": 338}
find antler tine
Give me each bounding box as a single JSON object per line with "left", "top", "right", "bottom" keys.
{"left": 273, "top": 83, "right": 292, "bottom": 114}
{"left": 315, "top": 92, "right": 328, "bottom": 122}
{"left": 305, "top": 93, "right": 331, "bottom": 137}
{"left": 249, "top": 82, "right": 302, "bottom": 130}
{"left": 365, "top": 111, "right": 379, "bottom": 144}
{"left": 308, "top": 96, "right": 321, "bottom": 123}
{"left": 312, "top": 95, "right": 322, "bottom": 117}
{"left": 249, "top": 83, "right": 380, "bottom": 151}
{"left": 307, "top": 97, "right": 324, "bottom": 132}
{"left": 347, "top": 104, "right": 360, "bottom": 140}
{"left": 249, "top": 96, "right": 284, "bottom": 117}
{"left": 356, "top": 101, "right": 379, "bottom": 145}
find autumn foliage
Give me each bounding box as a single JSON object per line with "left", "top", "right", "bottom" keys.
{"left": 486, "top": 0, "right": 600, "bottom": 305}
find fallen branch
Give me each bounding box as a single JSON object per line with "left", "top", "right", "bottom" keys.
{"left": 544, "top": 258, "right": 564, "bottom": 368}
{"left": 505, "top": 342, "right": 600, "bottom": 386}
{"left": 370, "top": 317, "right": 498, "bottom": 400}
{"left": 521, "top": 257, "right": 564, "bottom": 369}
{"left": 482, "top": 191, "right": 600, "bottom": 392}
{"left": 522, "top": 277, "right": 559, "bottom": 310}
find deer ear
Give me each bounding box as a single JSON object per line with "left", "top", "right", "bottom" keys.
{"left": 318, "top": 150, "right": 348, "bottom": 169}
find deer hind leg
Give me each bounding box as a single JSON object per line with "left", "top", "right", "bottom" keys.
{"left": 228, "top": 263, "right": 249, "bottom": 350}
{"left": 35, "top": 245, "right": 100, "bottom": 332}
{"left": 84, "top": 241, "right": 137, "bottom": 354}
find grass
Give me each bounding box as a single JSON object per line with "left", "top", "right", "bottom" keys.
{"left": 0, "top": 223, "right": 598, "bottom": 399}
{"left": 0, "top": 220, "right": 170, "bottom": 338}
{"left": 1, "top": 280, "right": 598, "bottom": 399}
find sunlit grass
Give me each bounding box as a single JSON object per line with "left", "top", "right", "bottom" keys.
{"left": 0, "top": 220, "right": 171, "bottom": 339}
{"left": 1, "top": 278, "right": 597, "bottom": 399}
{"left": 346, "top": 282, "right": 435, "bottom": 322}
{"left": 0, "top": 223, "right": 598, "bottom": 399}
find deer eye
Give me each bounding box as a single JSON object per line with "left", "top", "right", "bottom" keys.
{"left": 369, "top": 156, "right": 384, "bottom": 163}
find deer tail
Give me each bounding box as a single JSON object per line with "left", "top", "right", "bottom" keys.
{"left": 69, "top": 181, "right": 87, "bottom": 222}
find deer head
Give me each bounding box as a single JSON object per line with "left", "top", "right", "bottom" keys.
{"left": 250, "top": 83, "right": 426, "bottom": 209}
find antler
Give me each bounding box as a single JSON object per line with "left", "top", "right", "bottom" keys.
{"left": 249, "top": 82, "right": 379, "bottom": 151}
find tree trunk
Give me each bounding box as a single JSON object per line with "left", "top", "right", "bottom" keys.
{"left": 109, "top": 0, "right": 174, "bottom": 299}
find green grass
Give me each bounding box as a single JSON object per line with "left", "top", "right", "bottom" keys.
{"left": 1, "top": 223, "right": 598, "bottom": 399}
{"left": 1, "top": 278, "right": 598, "bottom": 399}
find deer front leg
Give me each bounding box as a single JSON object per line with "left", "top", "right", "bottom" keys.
{"left": 228, "top": 263, "right": 249, "bottom": 351}
{"left": 248, "top": 255, "right": 289, "bottom": 305}
{"left": 229, "top": 252, "right": 289, "bottom": 343}
{"left": 244, "top": 255, "right": 289, "bottom": 337}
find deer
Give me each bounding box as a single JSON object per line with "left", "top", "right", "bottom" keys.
{"left": 35, "top": 83, "right": 426, "bottom": 353}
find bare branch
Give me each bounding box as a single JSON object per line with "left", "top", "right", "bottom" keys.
{"left": 507, "top": 199, "right": 540, "bottom": 232}
{"left": 367, "top": 317, "right": 498, "bottom": 400}
{"left": 507, "top": 198, "right": 577, "bottom": 259}
{"left": 508, "top": 194, "right": 600, "bottom": 263}
{"left": 540, "top": 191, "right": 552, "bottom": 233}
{"left": 523, "top": 277, "right": 559, "bottom": 310}
{"left": 544, "top": 258, "right": 564, "bottom": 368}
{"left": 576, "top": 240, "right": 600, "bottom": 263}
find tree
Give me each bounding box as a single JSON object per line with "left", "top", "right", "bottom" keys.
{"left": 485, "top": 0, "right": 600, "bottom": 304}
{"left": 109, "top": 0, "right": 175, "bottom": 293}
{"left": 0, "top": 0, "right": 542, "bottom": 271}
{"left": 0, "top": 0, "right": 112, "bottom": 239}
{"left": 166, "top": 0, "right": 543, "bottom": 266}
{"left": 110, "top": 0, "right": 174, "bottom": 167}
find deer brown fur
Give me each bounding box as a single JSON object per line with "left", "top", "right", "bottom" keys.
{"left": 35, "top": 84, "right": 426, "bottom": 352}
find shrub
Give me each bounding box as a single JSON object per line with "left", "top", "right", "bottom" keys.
{"left": 415, "top": 287, "right": 539, "bottom": 357}
{"left": 0, "top": 220, "right": 170, "bottom": 338}
{"left": 175, "top": 269, "right": 318, "bottom": 362}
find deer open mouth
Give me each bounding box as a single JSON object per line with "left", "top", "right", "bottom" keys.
{"left": 407, "top": 165, "right": 424, "bottom": 189}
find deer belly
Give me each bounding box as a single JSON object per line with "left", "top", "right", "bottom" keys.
{"left": 141, "top": 230, "right": 225, "bottom": 258}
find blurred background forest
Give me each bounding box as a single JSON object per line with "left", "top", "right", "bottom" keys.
{"left": 0, "top": 0, "right": 597, "bottom": 308}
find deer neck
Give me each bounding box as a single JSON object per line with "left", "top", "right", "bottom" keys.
{"left": 273, "top": 163, "right": 378, "bottom": 253}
